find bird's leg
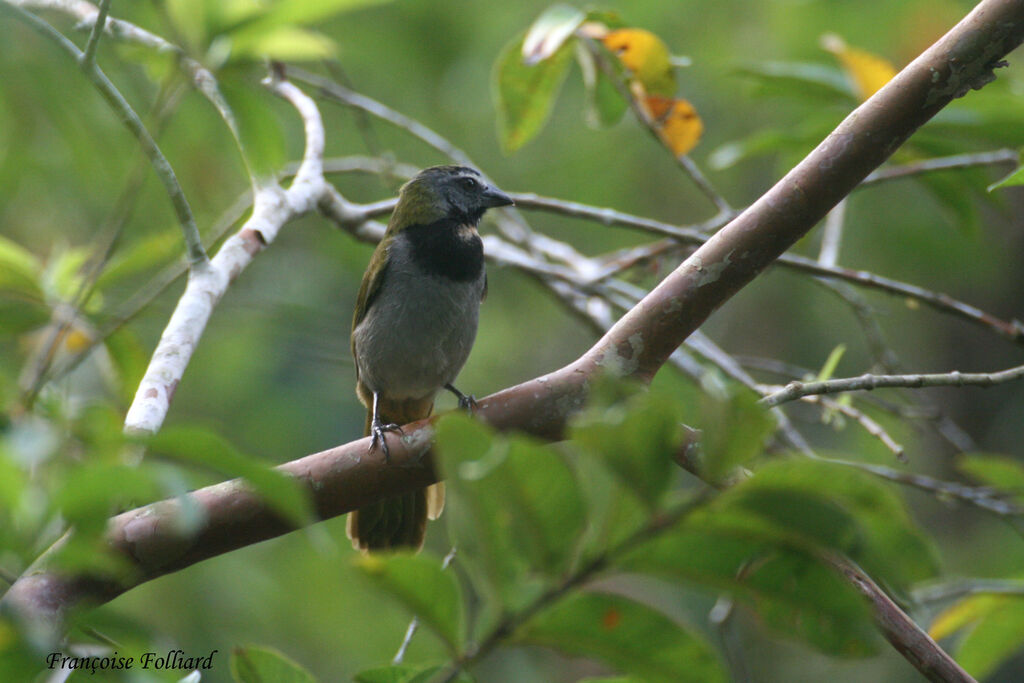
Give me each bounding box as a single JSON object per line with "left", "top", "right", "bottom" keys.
{"left": 444, "top": 383, "right": 477, "bottom": 413}
{"left": 369, "top": 391, "right": 404, "bottom": 461}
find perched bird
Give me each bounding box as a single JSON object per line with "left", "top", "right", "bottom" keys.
{"left": 347, "top": 165, "right": 514, "bottom": 551}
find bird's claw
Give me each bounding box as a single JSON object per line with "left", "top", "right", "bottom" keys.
{"left": 444, "top": 383, "right": 477, "bottom": 413}
{"left": 368, "top": 420, "right": 404, "bottom": 461}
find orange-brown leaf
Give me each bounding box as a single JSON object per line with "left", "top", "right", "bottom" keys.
{"left": 602, "top": 27, "right": 676, "bottom": 96}
{"left": 644, "top": 95, "right": 703, "bottom": 156}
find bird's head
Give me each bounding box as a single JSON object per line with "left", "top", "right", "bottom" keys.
{"left": 390, "top": 165, "right": 514, "bottom": 230}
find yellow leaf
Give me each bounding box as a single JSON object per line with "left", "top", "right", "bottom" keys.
{"left": 821, "top": 33, "right": 897, "bottom": 101}
{"left": 928, "top": 594, "right": 1000, "bottom": 640}
{"left": 644, "top": 95, "right": 703, "bottom": 157}
{"left": 602, "top": 28, "right": 676, "bottom": 96}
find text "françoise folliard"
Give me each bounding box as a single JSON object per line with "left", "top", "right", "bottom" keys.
{"left": 47, "top": 649, "right": 218, "bottom": 674}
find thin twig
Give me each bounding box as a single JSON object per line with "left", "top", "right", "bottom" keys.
{"left": 14, "top": 0, "right": 247, "bottom": 167}
{"left": 761, "top": 364, "right": 1024, "bottom": 407}
{"left": 289, "top": 67, "right": 475, "bottom": 166}
{"left": 816, "top": 456, "right": 1024, "bottom": 521}
{"left": 20, "top": 80, "right": 188, "bottom": 407}
{"left": 509, "top": 191, "right": 1024, "bottom": 346}
{"left": 808, "top": 394, "right": 906, "bottom": 461}
{"left": 3, "top": 1, "right": 207, "bottom": 266}
{"left": 863, "top": 149, "right": 1020, "bottom": 186}
{"left": 79, "top": 0, "right": 109, "bottom": 67}
{"left": 912, "top": 578, "right": 1024, "bottom": 605}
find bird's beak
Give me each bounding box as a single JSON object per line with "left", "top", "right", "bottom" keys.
{"left": 481, "top": 185, "right": 515, "bottom": 208}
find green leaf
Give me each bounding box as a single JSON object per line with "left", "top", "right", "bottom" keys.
{"left": 355, "top": 665, "right": 472, "bottom": 683}
{"left": 95, "top": 229, "right": 184, "bottom": 291}
{"left": 147, "top": 425, "right": 313, "bottom": 527}
{"left": 0, "top": 234, "right": 42, "bottom": 292}
{"left": 436, "top": 413, "right": 586, "bottom": 577}
{"left": 571, "top": 384, "right": 685, "bottom": 508}
{"left": 219, "top": 76, "right": 288, "bottom": 177}
{"left": 493, "top": 32, "right": 574, "bottom": 154}
{"left": 735, "top": 61, "right": 855, "bottom": 103}
{"left": 355, "top": 552, "right": 464, "bottom": 653}
{"left": 930, "top": 593, "right": 1002, "bottom": 640}
{"left": 577, "top": 43, "right": 628, "bottom": 129}
{"left": 49, "top": 460, "right": 164, "bottom": 575}
{"left": 48, "top": 246, "right": 91, "bottom": 304}
{"left": 816, "top": 344, "right": 846, "bottom": 381}
{"left": 514, "top": 592, "right": 727, "bottom": 683}
{"left": 103, "top": 328, "right": 149, "bottom": 406}
{"left": 957, "top": 453, "right": 1024, "bottom": 503}
{"left": 262, "top": 0, "right": 393, "bottom": 26}
{"left": 522, "top": 4, "right": 585, "bottom": 65}
{"left": 231, "top": 645, "right": 317, "bottom": 683}
{"left": 0, "top": 446, "right": 27, "bottom": 509}
{"left": 574, "top": 449, "right": 648, "bottom": 558}
{"left": 622, "top": 526, "right": 877, "bottom": 656}
{"left": 989, "top": 164, "right": 1024, "bottom": 191}
{"left": 954, "top": 596, "right": 1024, "bottom": 679}
{"left": 54, "top": 462, "right": 162, "bottom": 532}
{"left": 707, "top": 459, "right": 939, "bottom": 591}
{"left": 435, "top": 414, "right": 530, "bottom": 609}
{"left": 229, "top": 26, "right": 338, "bottom": 62}
{"left": 695, "top": 385, "right": 773, "bottom": 483}
{"left": 0, "top": 235, "right": 48, "bottom": 335}
{"left": 166, "top": 0, "right": 212, "bottom": 51}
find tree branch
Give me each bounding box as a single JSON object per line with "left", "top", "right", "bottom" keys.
{"left": 3, "top": 5, "right": 1022, "bottom": 683}
{"left": 2, "top": 0, "right": 207, "bottom": 266}
{"left": 123, "top": 73, "right": 329, "bottom": 435}
{"left": 12, "top": 0, "right": 248, "bottom": 167}
{"left": 761, "top": 363, "right": 1024, "bottom": 407}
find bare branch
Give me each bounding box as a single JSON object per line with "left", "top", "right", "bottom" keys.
{"left": 863, "top": 148, "right": 1020, "bottom": 185}
{"left": 762, "top": 364, "right": 1024, "bottom": 407}
{"left": 123, "top": 74, "right": 330, "bottom": 435}
{"left": 509, "top": 190, "right": 1024, "bottom": 345}
{"left": 817, "top": 456, "right": 1024, "bottom": 520}
{"left": 819, "top": 553, "right": 977, "bottom": 683}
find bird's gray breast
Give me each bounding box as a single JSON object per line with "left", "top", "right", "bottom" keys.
{"left": 353, "top": 233, "right": 485, "bottom": 400}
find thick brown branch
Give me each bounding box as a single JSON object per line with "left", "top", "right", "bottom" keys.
{"left": 3, "top": 5, "right": 1022, "bottom": 682}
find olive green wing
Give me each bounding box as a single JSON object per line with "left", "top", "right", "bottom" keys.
{"left": 350, "top": 239, "right": 391, "bottom": 372}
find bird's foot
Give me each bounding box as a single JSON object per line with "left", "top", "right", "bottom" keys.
{"left": 369, "top": 419, "right": 405, "bottom": 461}
{"left": 444, "top": 383, "right": 477, "bottom": 413}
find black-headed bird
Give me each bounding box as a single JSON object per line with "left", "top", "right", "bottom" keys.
{"left": 347, "top": 165, "right": 514, "bottom": 551}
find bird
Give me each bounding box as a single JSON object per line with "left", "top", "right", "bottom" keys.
{"left": 346, "top": 165, "right": 514, "bottom": 551}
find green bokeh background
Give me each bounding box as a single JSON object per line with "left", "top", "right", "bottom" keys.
{"left": 1, "top": 0, "right": 1023, "bottom": 681}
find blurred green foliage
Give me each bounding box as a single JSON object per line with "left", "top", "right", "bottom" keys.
{"left": 1, "top": 0, "right": 1024, "bottom": 681}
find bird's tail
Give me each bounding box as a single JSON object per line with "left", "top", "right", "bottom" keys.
{"left": 346, "top": 396, "right": 445, "bottom": 552}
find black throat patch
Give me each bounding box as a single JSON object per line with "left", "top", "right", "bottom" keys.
{"left": 403, "top": 218, "right": 485, "bottom": 283}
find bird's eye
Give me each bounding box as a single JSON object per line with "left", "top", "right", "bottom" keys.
{"left": 459, "top": 176, "right": 479, "bottom": 191}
